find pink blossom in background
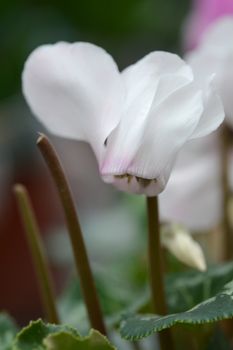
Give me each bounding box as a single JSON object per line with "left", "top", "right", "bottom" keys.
{"left": 183, "top": 0, "right": 233, "bottom": 50}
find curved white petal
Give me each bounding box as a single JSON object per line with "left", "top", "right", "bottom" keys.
{"left": 101, "top": 52, "right": 205, "bottom": 195}
{"left": 191, "top": 79, "right": 224, "bottom": 138}
{"left": 185, "top": 51, "right": 225, "bottom": 136}
{"left": 122, "top": 51, "right": 193, "bottom": 109}
{"left": 101, "top": 52, "right": 193, "bottom": 171}
{"left": 185, "top": 49, "right": 222, "bottom": 84}
{"left": 160, "top": 133, "right": 222, "bottom": 231}
{"left": 22, "top": 42, "right": 124, "bottom": 160}
{"left": 161, "top": 224, "right": 207, "bottom": 271}
{"left": 102, "top": 81, "right": 204, "bottom": 195}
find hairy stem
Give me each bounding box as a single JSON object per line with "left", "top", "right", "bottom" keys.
{"left": 37, "top": 134, "right": 106, "bottom": 335}
{"left": 14, "top": 184, "right": 59, "bottom": 324}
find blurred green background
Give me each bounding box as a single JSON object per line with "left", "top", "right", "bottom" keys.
{"left": 0, "top": 0, "right": 190, "bottom": 101}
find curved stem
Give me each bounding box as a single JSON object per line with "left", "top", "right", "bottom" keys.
{"left": 146, "top": 196, "right": 174, "bottom": 350}
{"left": 221, "top": 126, "right": 233, "bottom": 260}
{"left": 37, "top": 134, "right": 106, "bottom": 335}
{"left": 14, "top": 184, "right": 59, "bottom": 324}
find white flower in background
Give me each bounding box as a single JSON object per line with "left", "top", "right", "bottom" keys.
{"left": 160, "top": 132, "right": 233, "bottom": 231}
{"left": 186, "top": 16, "right": 233, "bottom": 128}
{"left": 160, "top": 16, "right": 233, "bottom": 231}
{"left": 23, "top": 42, "right": 224, "bottom": 196}
{"left": 161, "top": 224, "right": 207, "bottom": 271}
{"left": 160, "top": 133, "right": 222, "bottom": 230}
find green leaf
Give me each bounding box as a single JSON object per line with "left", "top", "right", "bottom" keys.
{"left": 121, "top": 261, "right": 233, "bottom": 321}
{"left": 58, "top": 261, "right": 233, "bottom": 334}
{"left": 44, "top": 329, "right": 116, "bottom": 350}
{"left": 13, "top": 319, "right": 116, "bottom": 350}
{"left": 13, "top": 319, "right": 78, "bottom": 350}
{"left": 166, "top": 261, "right": 233, "bottom": 313}
{"left": 130, "top": 261, "right": 233, "bottom": 317}
{"left": 120, "top": 280, "right": 233, "bottom": 341}
{"left": 0, "top": 313, "right": 18, "bottom": 350}
{"left": 58, "top": 272, "right": 146, "bottom": 332}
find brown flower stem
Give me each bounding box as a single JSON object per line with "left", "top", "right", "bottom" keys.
{"left": 132, "top": 342, "right": 142, "bottom": 350}
{"left": 14, "top": 184, "right": 59, "bottom": 324}
{"left": 37, "top": 134, "right": 106, "bottom": 335}
{"left": 146, "top": 196, "right": 174, "bottom": 350}
{"left": 220, "top": 126, "right": 233, "bottom": 339}
{"left": 221, "top": 126, "right": 233, "bottom": 260}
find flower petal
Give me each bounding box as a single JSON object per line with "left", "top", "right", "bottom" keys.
{"left": 191, "top": 77, "right": 224, "bottom": 138}
{"left": 160, "top": 133, "right": 222, "bottom": 230}
{"left": 101, "top": 52, "right": 203, "bottom": 191}
{"left": 22, "top": 42, "right": 124, "bottom": 160}
{"left": 122, "top": 51, "right": 193, "bottom": 109}
{"left": 102, "top": 173, "right": 167, "bottom": 196}
{"left": 200, "top": 16, "right": 233, "bottom": 49}
{"left": 101, "top": 52, "right": 193, "bottom": 170}
{"left": 185, "top": 52, "right": 225, "bottom": 137}
{"left": 102, "top": 80, "right": 204, "bottom": 195}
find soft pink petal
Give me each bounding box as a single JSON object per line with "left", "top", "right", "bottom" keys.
{"left": 183, "top": 1, "right": 233, "bottom": 50}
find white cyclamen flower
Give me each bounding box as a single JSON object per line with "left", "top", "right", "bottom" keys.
{"left": 186, "top": 16, "right": 233, "bottom": 128}
{"left": 22, "top": 42, "right": 224, "bottom": 196}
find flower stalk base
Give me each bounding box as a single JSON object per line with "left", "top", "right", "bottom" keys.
{"left": 14, "top": 184, "right": 59, "bottom": 324}
{"left": 221, "top": 126, "right": 233, "bottom": 260}
{"left": 37, "top": 134, "right": 106, "bottom": 335}
{"left": 146, "top": 196, "right": 174, "bottom": 350}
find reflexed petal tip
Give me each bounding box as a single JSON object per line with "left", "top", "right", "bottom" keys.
{"left": 186, "top": 54, "right": 225, "bottom": 139}
{"left": 161, "top": 224, "right": 207, "bottom": 271}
